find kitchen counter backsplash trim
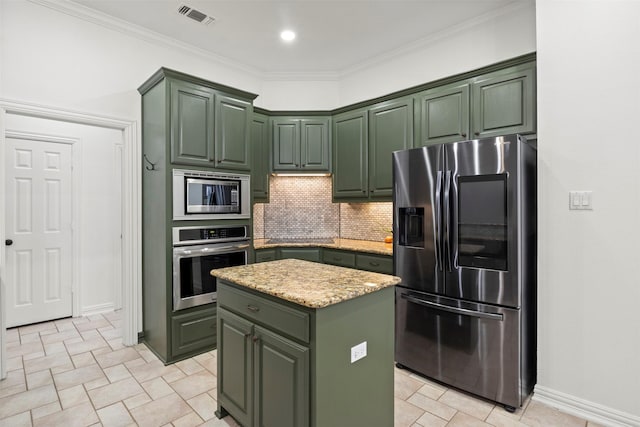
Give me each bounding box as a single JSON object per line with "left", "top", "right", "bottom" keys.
{"left": 253, "top": 238, "right": 393, "bottom": 256}
{"left": 211, "top": 259, "right": 400, "bottom": 308}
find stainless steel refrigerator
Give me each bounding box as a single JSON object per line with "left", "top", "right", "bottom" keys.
{"left": 392, "top": 134, "right": 536, "bottom": 411}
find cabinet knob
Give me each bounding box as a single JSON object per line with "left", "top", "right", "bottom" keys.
{"left": 252, "top": 336, "right": 259, "bottom": 343}
{"left": 247, "top": 304, "right": 260, "bottom": 312}
{"left": 5, "top": 239, "right": 13, "bottom": 246}
{"left": 461, "top": 132, "right": 467, "bottom": 138}
{"left": 474, "top": 131, "right": 480, "bottom": 136}
{"left": 369, "top": 261, "right": 380, "bottom": 267}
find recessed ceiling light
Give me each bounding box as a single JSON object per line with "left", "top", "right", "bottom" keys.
{"left": 280, "top": 30, "right": 296, "bottom": 42}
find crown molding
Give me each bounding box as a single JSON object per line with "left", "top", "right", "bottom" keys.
{"left": 27, "top": 0, "right": 263, "bottom": 78}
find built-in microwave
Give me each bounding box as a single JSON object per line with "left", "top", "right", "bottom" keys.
{"left": 173, "top": 169, "right": 250, "bottom": 220}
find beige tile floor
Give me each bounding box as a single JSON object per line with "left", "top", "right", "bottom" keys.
{"left": 0, "top": 311, "right": 597, "bottom": 427}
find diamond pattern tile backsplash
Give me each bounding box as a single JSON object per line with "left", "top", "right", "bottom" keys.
{"left": 253, "top": 176, "right": 392, "bottom": 242}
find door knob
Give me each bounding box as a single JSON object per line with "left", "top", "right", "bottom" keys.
{"left": 5, "top": 239, "right": 13, "bottom": 246}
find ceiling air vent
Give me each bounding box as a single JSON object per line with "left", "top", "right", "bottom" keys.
{"left": 177, "top": 5, "right": 214, "bottom": 25}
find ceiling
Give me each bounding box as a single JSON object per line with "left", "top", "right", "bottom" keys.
{"left": 69, "top": 0, "right": 530, "bottom": 76}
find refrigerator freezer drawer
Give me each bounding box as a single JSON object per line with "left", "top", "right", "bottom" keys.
{"left": 395, "top": 288, "right": 524, "bottom": 408}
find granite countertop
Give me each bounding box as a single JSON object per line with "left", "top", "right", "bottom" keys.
{"left": 211, "top": 259, "right": 401, "bottom": 308}
{"left": 253, "top": 238, "right": 393, "bottom": 256}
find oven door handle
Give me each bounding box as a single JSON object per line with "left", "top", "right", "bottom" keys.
{"left": 174, "top": 243, "right": 250, "bottom": 257}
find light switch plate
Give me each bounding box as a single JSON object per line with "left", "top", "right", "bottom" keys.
{"left": 569, "top": 191, "right": 593, "bottom": 210}
{"left": 351, "top": 341, "right": 367, "bottom": 363}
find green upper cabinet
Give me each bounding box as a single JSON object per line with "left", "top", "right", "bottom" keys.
{"left": 170, "top": 80, "right": 215, "bottom": 166}
{"left": 215, "top": 94, "right": 252, "bottom": 171}
{"left": 147, "top": 69, "right": 256, "bottom": 172}
{"left": 416, "top": 81, "right": 470, "bottom": 146}
{"left": 470, "top": 65, "right": 535, "bottom": 139}
{"left": 272, "top": 118, "right": 298, "bottom": 170}
{"left": 272, "top": 117, "right": 330, "bottom": 172}
{"left": 415, "top": 62, "right": 536, "bottom": 146}
{"left": 332, "top": 109, "right": 368, "bottom": 199}
{"left": 368, "top": 98, "right": 414, "bottom": 197}
{"left": 300, "top": 118, "right": 330, "bottom": 170}
{"left": 251, "top": 112, "right": 270, "bottom": 202}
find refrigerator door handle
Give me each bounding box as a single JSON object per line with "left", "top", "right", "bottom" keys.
{"left": 400, "top": 293, "right": 504, "bottom": 321}
{"left": 435, "top": 171, "right": 443, "bottom": 271}
{"left": 443, "top": 170, "right": 453, "bottom": 272}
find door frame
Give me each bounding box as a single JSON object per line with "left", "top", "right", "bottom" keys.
{"left": 4, "top": 130, "right": 81, "bottom": 325}
{"left": 0, "top": 99, "right": 141, "bottom": 379}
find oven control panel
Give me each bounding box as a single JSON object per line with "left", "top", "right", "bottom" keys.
{"left": 172, "top": 225, "right": 249, "bottom": 246}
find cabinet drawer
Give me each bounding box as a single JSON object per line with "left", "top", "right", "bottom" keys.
{"left": 171, "top": 307, "right": 217, "bottom": 357}
{"left": 356, "top": 254, "right": 393, "bottom": 274}
{"left": 255, "top": 249, "right": 277, "bottom": 263}
{"left": 322, "top": 249, "right": 356, "bottom": 268}
{"left": 279, "top": 247, "right": 321, "bottom": 262}
{"left": 218, "top": 283, "right": 310, "bottom": 343}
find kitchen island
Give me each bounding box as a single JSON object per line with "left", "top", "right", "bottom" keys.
{"left": 211, "top": 259, "right": 400, "bottom": 427}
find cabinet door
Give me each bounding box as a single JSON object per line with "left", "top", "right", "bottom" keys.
{"left": 255, "top": 248, "right": 277, "bottom": 263}
{"left": 272, "top": 118, "right": 299, "bottom": 171}
{"left": 171, "top": 307, "right": 217, "bottom": 358}
{"left": 368, "top": 98, "right": 414, "bottom": 198}
{"left": 471, "top": 66, "right": 535, "bottom": 139}
{"left": 252, "top": 113, "right": 270, "bottom": 201}
{"left": 216, "top": 94, "right": 252, "bottom": 171}
{"left": 254, "top": 325, "right": 309, "bottom": 427}
{"left": 417, "top": 82, "right": 470, "bottom": 146}
{"left": 170, "top": 80, "right": 215, "bottom": 166}
{"left": 300, "top": 118, "right": 330, "bottom": 171}
{"left": 218, "top": 308, "right": 253, "bottom": 427}
{"left": 332, "top": 109, "right": 368, "bottom": 200}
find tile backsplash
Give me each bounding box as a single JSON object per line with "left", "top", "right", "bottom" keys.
{"left": 253, "top": 176, "right": 392, "bottom": 242}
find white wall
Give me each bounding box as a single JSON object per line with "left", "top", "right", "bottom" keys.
{"left": 0, "top": 0, "right": 262, "bottom": 119}
{"left": 536, "top": 0, "right": 640, "bottom": 421}
{"left": 337, "top": 2, "right": 536, "bottom": 107}
{"left": 5, "top": 114, "right": 124, "bottom": 315}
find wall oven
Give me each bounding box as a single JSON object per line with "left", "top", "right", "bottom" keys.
{"left": 173, "top": 169, "right": 250, "bottom": 220}
{"left": 172, "top": 225, "right": 249, "bottom": 311}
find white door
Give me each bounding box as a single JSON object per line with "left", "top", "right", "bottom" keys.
{"left": 4, "top": 137, "right": 73, "bottom": 327}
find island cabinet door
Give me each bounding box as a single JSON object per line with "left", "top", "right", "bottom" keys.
{"left": 253, "top": 325, "right": 310, "bottom": 427}
{"left": 218, "top": 308, "right": 253, "bottom": 427}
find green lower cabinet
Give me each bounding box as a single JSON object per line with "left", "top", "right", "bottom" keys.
{"left": 217, "top": 281, "right": 394, "bottom": 427}
{"left": 217, "top": 305, "right": 310, "bottom": 427}
{"left": 255, "top": 248, "right": 277, "bottom": 263}
{"left": 356, "top": 253, "right": 393, "bottom": 275}
{"left": 217, "top": 308, "right": 253, "bottom": 427}
{"left": 322, "top": 249, "right": 356, "bottom": 268}
{"left": 254, "top": 325, "right": 309, "bottom": 427}
{"left": 278, "top": 248, "right": 321, "bottom": 262}
{"left": 170, "top": 306, "right": 217, "bottom": 359}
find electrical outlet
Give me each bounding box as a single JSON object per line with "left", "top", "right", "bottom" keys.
{"left": 351, "top": 341, "right": 367, "bottom": 363}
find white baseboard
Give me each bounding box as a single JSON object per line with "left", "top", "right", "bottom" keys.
{"left": 81, "top": 302, "right": 115, "bottom": 317}
{"left": 534, "top": 385, "right": 640, "bottom": 427}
